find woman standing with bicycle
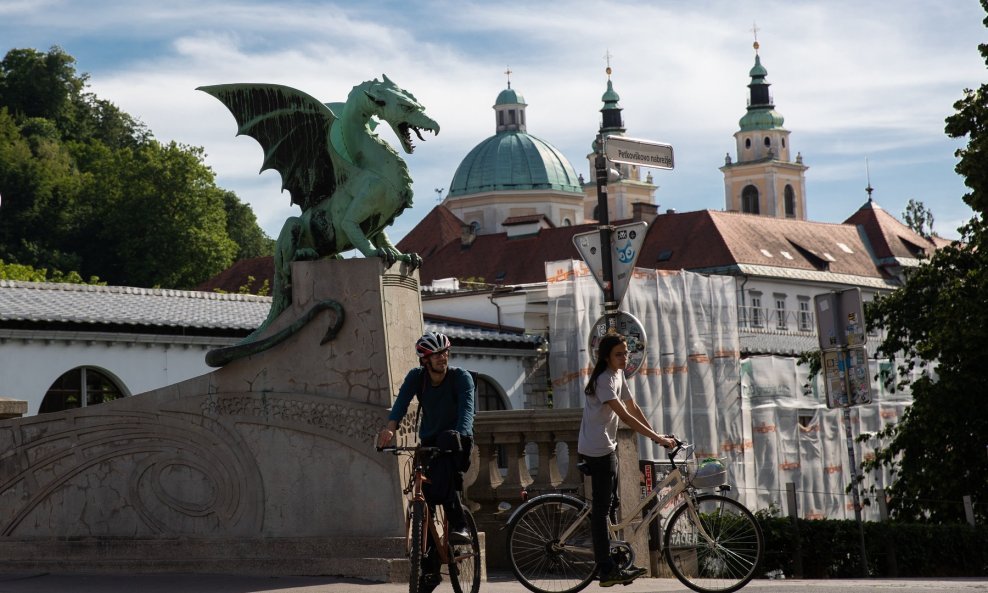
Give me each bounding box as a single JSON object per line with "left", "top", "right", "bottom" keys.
{"left": 580, "top": 333, "right": 675, "bottom": 587}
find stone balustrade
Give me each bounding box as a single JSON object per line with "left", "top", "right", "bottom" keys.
{"left": 0, "top": 398, "right": 27, "bottom": 419}
{"left": 465, "top": 408, "right": 649, "bottom": 571}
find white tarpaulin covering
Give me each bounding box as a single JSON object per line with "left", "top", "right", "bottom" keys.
{"left": 546, "top": 260, "right": 912, "bottom": 520}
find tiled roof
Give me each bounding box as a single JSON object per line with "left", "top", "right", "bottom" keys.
{"left": 397, "top": 205, "right": 469, "bottom": 260}
{"left": 415, "top": 223, "right": 590, "bottom": 285}
{"left": 196, "top": 204, "right": 950, "bottom": 305}
{"left": 0, "top": 280, "right": 538, "bottom": 348}
{"left": 411, "top": 208, "right": 917, "bottom": 289}
{"left": 195, "top": 255, "right": 274, "bottom": 294}
{"left": 425, "top": 316, "right": 544, "bottom": 346}
{"left": 0, "top": 280, "right": 270, "bottom": 330}
{"left": 641, "top": 210, "right": 892, "bottom": 281}
{"left": 843, "top": 199, "right": 942, "bottom": 263}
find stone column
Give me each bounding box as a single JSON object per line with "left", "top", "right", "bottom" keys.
{"left": 616, "top": 427, "right": 649, "bottom": 573}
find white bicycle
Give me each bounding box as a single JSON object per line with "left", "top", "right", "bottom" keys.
{"left": 504, "top": 439, "right": 763, "bottom": 593}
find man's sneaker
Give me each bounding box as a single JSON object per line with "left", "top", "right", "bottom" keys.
{"left": 599, "top": 565, "right": 647, "bottom": 587}
{"left": 448, "top": 526, "right": 472, "bottom": 545}
{"left": 418, "top": 572, "right": 442, "bottom": 593}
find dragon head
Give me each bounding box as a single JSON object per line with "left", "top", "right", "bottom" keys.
{"left": 363, "top": 74, "right": 439, "bottom": 154}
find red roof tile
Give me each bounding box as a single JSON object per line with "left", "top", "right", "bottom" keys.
{"left": 843, "top": 200, "right": 938, "bottom": 261}
{"left": 396, "top": 205, "right": 468, "bottom": 259}
{"left": 195, "top": 256, "right": 274, "bottom": 294}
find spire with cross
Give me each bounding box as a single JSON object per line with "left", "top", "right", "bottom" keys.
{"left": 504, "top": 65, "right": 512, "bottom": 89}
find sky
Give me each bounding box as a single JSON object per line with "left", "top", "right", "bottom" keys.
{"left": 2, "top": 0, "right": 985, "bottom": 243}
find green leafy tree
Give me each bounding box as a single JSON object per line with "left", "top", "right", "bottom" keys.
{"left": 902, "top": 198, "right": 935, "bottom": 238}
{"left": 864, "top": 1, "right": 988, "bottom": 524}
{"left": 78, "top": 141, "right": 238, "bottom": 288}
{"left": 0, "top": 258, "right": 102, "bottom": 284}
{"left": 0, "top": 46, "right": 268, "bottom": 288}
{"left": 221, "top": 190, "right": 274, "bottom": 260}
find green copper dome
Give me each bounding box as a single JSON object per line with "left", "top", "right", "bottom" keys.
{"left": 749, "top": 54, "right": 768, "bottom": 78}
{"left": 449, "top": 131, "right": 583, "bottom": 197}
{"left": 740, "top": 108, "right": 785, "bottom": 130}
{"left": 495, "top": 88, "right": 525, "bottom": 105}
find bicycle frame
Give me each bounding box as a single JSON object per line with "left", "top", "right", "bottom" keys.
{"left": 392, "top": 446, "right": 454, "bottom": 565}
{"left": 553, "top": 445, "right": 719, "bottom": 551}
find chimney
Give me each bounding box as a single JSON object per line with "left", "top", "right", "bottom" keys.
{"left": 632, "top": 202, "right": 659, "bottom": 224}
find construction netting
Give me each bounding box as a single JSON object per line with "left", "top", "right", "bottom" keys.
{"left": 545, "top": 260, "right": 913, "bottom": 520}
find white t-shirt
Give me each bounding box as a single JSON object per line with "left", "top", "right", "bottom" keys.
{"left": 578, "top": 368, "right": 632, "bottom": 457}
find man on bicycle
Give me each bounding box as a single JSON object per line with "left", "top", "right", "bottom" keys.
{"left": 378, "top": 331, "right": 475, "bottom": 592}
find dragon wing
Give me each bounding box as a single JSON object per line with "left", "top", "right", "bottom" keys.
{"left": 197, "top": 83, "right": 337, "bottom": 211}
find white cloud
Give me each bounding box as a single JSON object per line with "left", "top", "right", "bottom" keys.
{"left": 1, "top": 0, "right": 982, "bottom": 240}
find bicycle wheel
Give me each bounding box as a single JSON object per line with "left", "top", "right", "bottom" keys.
{"left": 449, "top": 509, "right": 481, "bottom": 593}
{"left": 663, "top": 493, "right": 763, "bottom": 593}
{"left": 408, "top": 499, "right": 426, "bottom": 593}
{"left": 506, "top": 494, "right": 596, "bottom": 593}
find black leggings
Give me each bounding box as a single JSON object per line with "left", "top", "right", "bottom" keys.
{"left": 581, "top": 452, "right": 618, "bottom": 575}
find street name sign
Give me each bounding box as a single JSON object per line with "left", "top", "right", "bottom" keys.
{"left": 603, "top": 135, "right": 674, "bottom": 170}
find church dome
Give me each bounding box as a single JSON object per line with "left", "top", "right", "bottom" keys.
{"left": 448, "top": 131, "right": 583, "bottom": 197}
{"left": 495, "top": 88, "right": 525, "bottom": 105}
{"left": 739, "top": 108, "right": 785, "bottom": 131}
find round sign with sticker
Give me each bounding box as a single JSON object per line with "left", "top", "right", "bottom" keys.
{"left": 588, "top": 311, "right": 648, "bottom": 378}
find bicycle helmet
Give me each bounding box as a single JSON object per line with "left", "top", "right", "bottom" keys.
{"left": 415, "top": 331, "right": 451, "bottom": 359}
{"left": 692, "top": 458, "right": 727, "bottom": 488}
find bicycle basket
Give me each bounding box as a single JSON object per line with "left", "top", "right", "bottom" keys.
{"left": 690, "top": 457, "right": 727, "bottom": 488}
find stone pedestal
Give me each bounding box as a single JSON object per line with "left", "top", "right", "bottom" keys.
{"left": 0, "top": 259, "right": 423, "bottom": 577}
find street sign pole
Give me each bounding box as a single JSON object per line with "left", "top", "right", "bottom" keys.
{"left": 816, "top": 289, "right": 870, "bottom": 577}
{"left": 594, "top": 133, "right": 618, "bottom": 332}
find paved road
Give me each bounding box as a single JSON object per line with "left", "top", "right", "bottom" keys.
{"left": 0, "top": 573, "right": 986, "bottom": 593}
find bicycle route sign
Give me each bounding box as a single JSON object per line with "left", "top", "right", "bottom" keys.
{"left": 572, "top": 221, "right": 648, "bottom": 308}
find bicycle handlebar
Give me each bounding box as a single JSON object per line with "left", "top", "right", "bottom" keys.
{"left": 376, "top": 445, "right": 453, "bottom": 455}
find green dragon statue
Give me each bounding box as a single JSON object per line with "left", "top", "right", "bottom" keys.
{"left": 198, "top": 76, "right": 438, "bottom": 366}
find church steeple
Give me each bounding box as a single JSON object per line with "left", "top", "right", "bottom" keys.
{"left": 600, "top": 56, "right": 625, "bottom": 134}
{"left": 582, "top": 55, "right": 657, "bottom": 223}
{"left": 494, "top": 65, "right": 527, "bottom": 133}
{"left": 720, "top": 33, "right": 809, "bottom": 220}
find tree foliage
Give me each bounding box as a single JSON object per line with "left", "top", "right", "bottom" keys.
{"left": 0, "top": 258, "right": 102, "bottom": 284}
{"left": 864, "top": 2, "right": 988, "bottom": 524}
{"left": 0, "top": 46, "right": 270, "bottom": 288}
{"left": 901, "top": 198, "right": 935, "bottom": 238}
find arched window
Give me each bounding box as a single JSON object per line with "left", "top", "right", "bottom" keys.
{"left": 764, "top": 136, "right": 771, "bottom": 147}
{"left": 562, "top": 218, "right": 572, "bottom": 226}
{"left": 475, "top": 374, "right": 508, "bottom": 410}
{"left": 784, "top": 185, "right": 796, "bottom": 218}
{"left": 744, "top": 138, "right": 751, "bottom": 149}
{"left": 741, "top": 185, "right": 760, "bottom": 214}
{"left": 39, "top": 366, "right": 127, "bottom": 414}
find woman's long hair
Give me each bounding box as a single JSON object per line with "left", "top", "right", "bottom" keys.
{"left": 584, "top": 333, "right": 627, "bottom": 396}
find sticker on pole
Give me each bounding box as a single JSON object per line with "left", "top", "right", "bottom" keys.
{"left": 588, "top": 311, "right": 648, "bottom": 378}
{"left": 572, "top": 221, "right": 647, "bottom": 307}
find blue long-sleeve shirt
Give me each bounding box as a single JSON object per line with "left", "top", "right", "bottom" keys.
{"left": 388, "top": 366, "right": 475, "bottom": 440}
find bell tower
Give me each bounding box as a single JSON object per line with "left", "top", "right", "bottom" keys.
{"left": 582, "top": 57, "right": 658, "bottom": 222}
{"left": 720, "top": 36, "right": 808, "bottom": 220}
